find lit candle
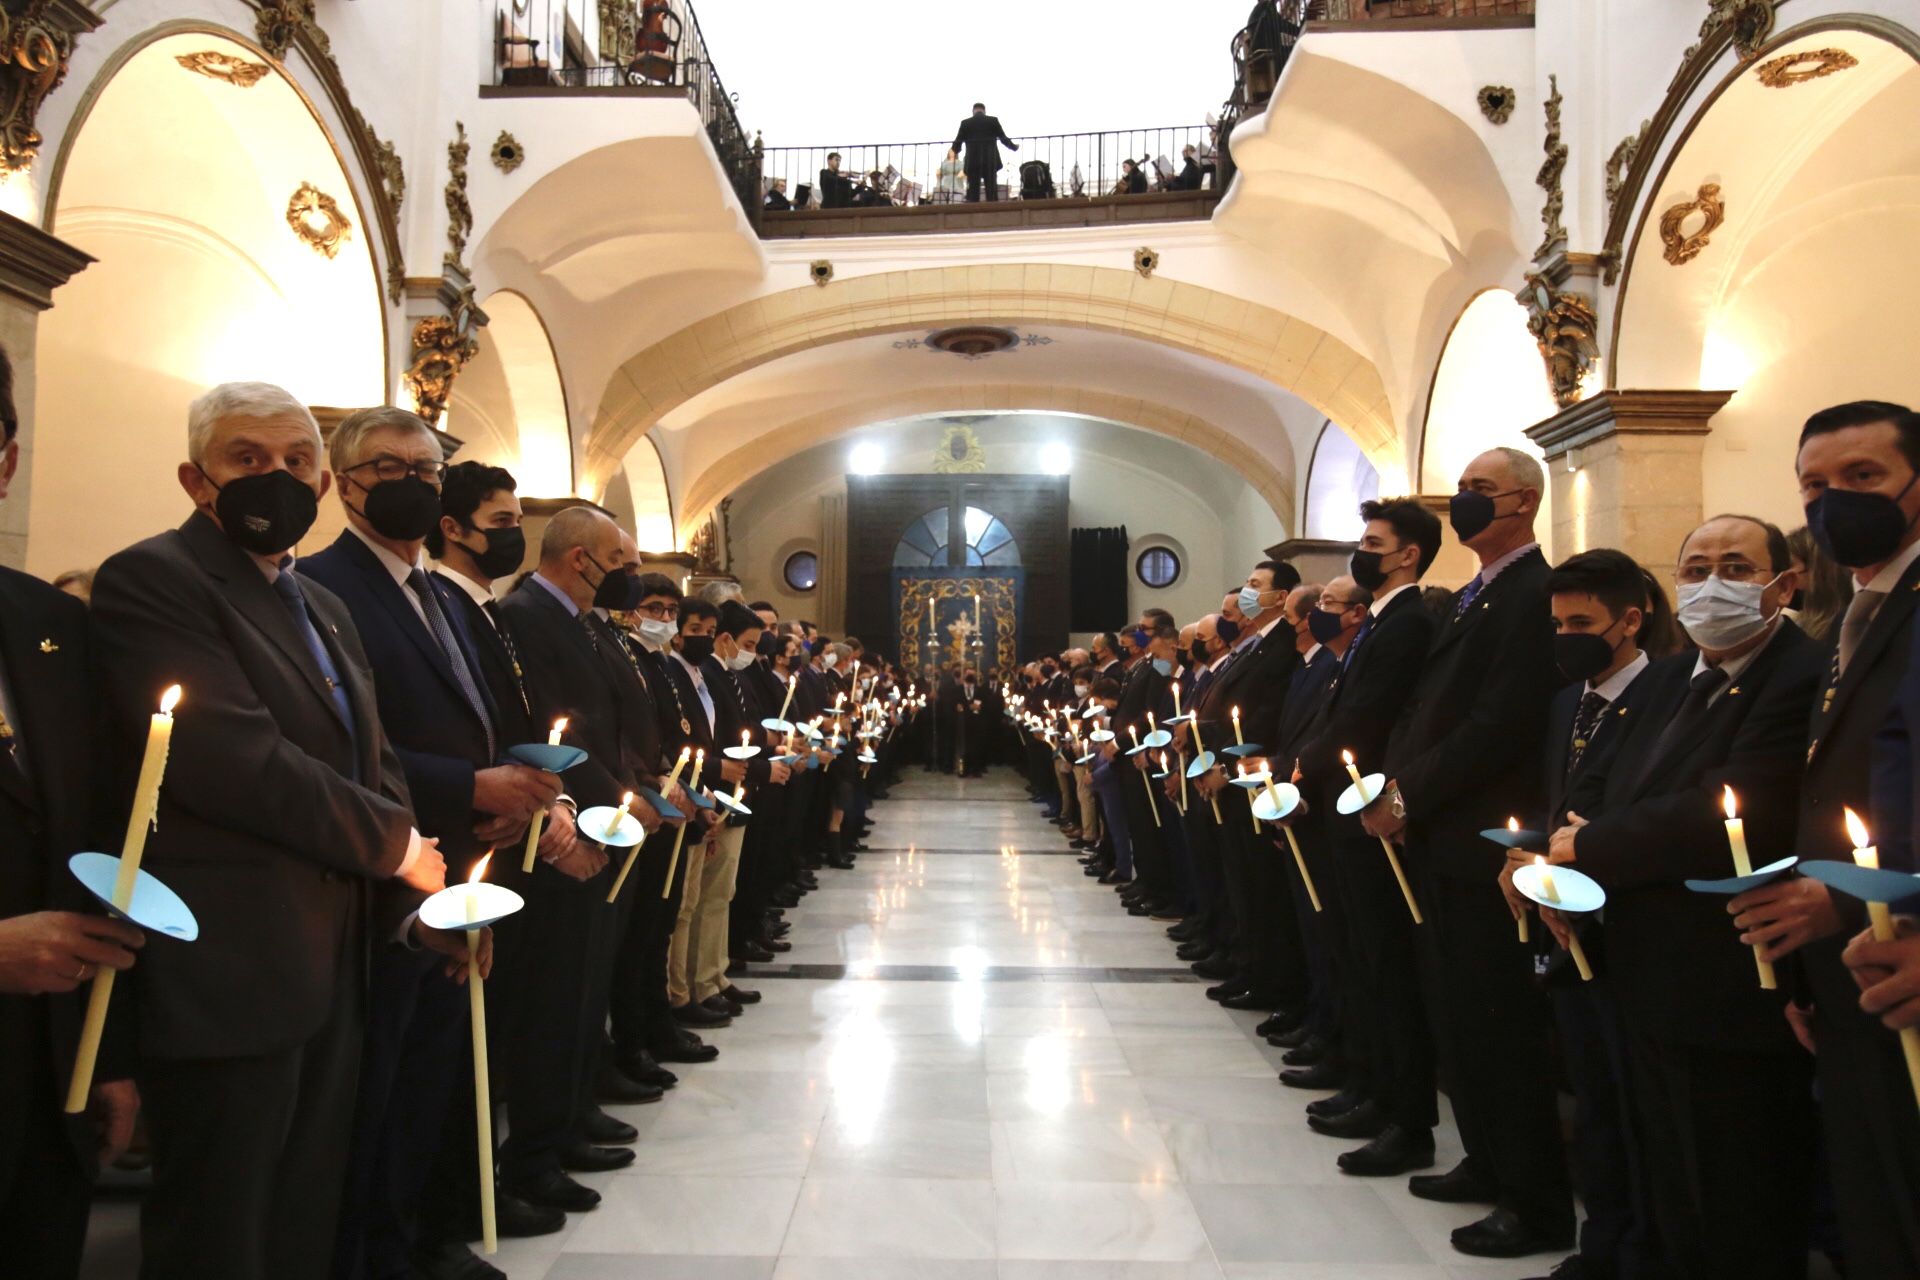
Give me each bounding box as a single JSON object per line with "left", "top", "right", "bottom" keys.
{"left": 1240, "top": 762, "right": 1259, "bottom": 832}
{"left": 1268, "top": 772, "right": 1320, "bottom": 912}
{"left": 1341, "top": 749, "right": 1366, "bottom": 796}
{"left": 1724, "top": 786, "right": 1777, "bottom": 989}
{"left": 605, "top": 792, "right": 643, "bottom": 903}
{"left": 1845, "top": 808, "right": 1920, "bottom": 1110}
{"left": 741, "top": 729, "right": 752, "bottom": 753}
{"left": 1536, "top": 855, "right": 1594, "bottom": 981}
{"left": 465, "top": 853, "right": 499, "bottom": 1254}
{"left": 1172, "top": 681, "right": 1182, "bottom": 718}
{"left": 665, "top": 746, "right": 692, "bottom": 790}
{"left": 1343, "top": 750, "right": 1422, "bottom": 924}
{"left": 1231, "top": 705, "right": 1244, "bottom": 746}
{"left": 1534, "top": 854, "right": 1560, "bottom": 905}
{"left": 1161, "top": 750, "right": 1181, "bottom": 813}
{"left": 1129, "top": 724, "right": 1140, "bottom": 750}
{"left": 659, "top": 811, "right": 692, "bottom": 900}
{"left": 1510, "top": 817, "right": 1528, "bottom": 943}
{"left": 522, "top": 717, "right": 570, "bottom": 872}
{"left": 778, "top": 674, "right": 797, "bottom": 722}
{"left": 67, "top": 684, "right": 182, "bottom": 1112}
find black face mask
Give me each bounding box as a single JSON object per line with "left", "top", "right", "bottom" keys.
{"left": 1188, "top": 639, "right": 1208, "bottom": 666}
{"left": 356, "top": 475, "right": 443, "bottom": 541}
{"left": 584, "top": 552, "right": 635, "bottom": 611}
{"left": 1805, "top": 472, "right": 1919, "bottom": 568}
{"left": 679, "top": 633, "right": 716, "bottom": 665}
{"left": 1307, "top": 606, "right": 1351, "bottom": 645}
{"left": 454, "top": 524, "right": 526, "bottom": 580}
{"left": 1449, "top": 488, "right": 1524, "bottom": 541}
{"left": 1554, "top": 628, "right": 1621, "bottom": 683}
{"left": 1349, "top": 548, "right": 1393, "bottom": 592}
{"left": 202, "top": 467, "right": 318, "bottom": 556}
{"left": 1215, "top": 617, "right": 1241, "bottom": 647}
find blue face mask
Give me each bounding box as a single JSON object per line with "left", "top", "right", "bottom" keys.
{"left": 1237, "top": 585, "right": 1264, "bottom": 617}
{"left": 1151, "top": 657, "right": 1173, "bottom": 677}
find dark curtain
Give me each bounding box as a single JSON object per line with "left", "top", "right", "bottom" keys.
{"left": 1070, "top": 526, "right": 1129, "bottom": 632}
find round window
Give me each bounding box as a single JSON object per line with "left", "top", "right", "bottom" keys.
{"left": 783, "top": 550, "right": 819, "bottom": 592}
{"left": 1136, "top": 546, "right": 1180, "bottom": 589}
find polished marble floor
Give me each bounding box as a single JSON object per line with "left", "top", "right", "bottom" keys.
{"left": 84, "top": 769, "right": 1572, "bottom": 1278}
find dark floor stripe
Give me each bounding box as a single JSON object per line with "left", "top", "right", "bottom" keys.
{"left": 858, "top": 846, "right": 1080, "bottom": 856}
{"left": 739, "top": 962, "right": 1202, "bottom": 983}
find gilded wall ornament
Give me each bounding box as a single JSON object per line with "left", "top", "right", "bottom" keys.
{"left": 404, "top": 314, "right": 479, "bottom": 426}
{"left": 1534, "top": 74, "right": 1568, "bottom": 261}
{"left": 1518, "top": 273, "right": 1600, "bottom": 409}
{"left": 286, "top": 181, "right": 353, "bottom": 257}
{"left": 1604, "top": 124, "right": 1647, "bottom": 220}
{"left": 0, "top": 1, "right": 92, "bottom": 173}
{"left": 1134, "top": 246, "right": 1159, "bottom": 278}
{"left": 809, "top": 259, "right": 834, "bottom": 287}
{"left": 1659, "top": 183, "right": 1725, "bottom": 266}
{"left": 1755, "top": 47, "right": 1858, "bottom": 88}
{"left": 176, "top": 50, "right": 271, "bottom": 87}
{"left": 490, "top": 130, "right": 524, "bottom": 174}
{"left": 932, "top": 424, "right": 986, "bottom": 473}
{"left": 598, "top": 0, "right": 640, "bottom": 65}
{"left": 1675, "top": 0, "right": 1775, "bottom": 85}
{"left": 444, "top": 122, "right": 473, "bottom": 272}
{"left": 255, "top": 0, "right": 329, "bottom": 63}
{"left": 1477, "top": 85, "right": 1515, "bottom": 125}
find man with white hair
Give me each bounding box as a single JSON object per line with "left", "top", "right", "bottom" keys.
{"left": 90, "top": 382, "right": 451, "bottom": 1280}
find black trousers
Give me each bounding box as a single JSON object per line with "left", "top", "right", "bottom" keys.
{"left": 1283, "top": 816, "right": 1340, "bottom": 1040}
{"left": 965, "top": 168, "right": 999, "bottom": 201}
{"left": 1183, "top": 799, "right": 1231, "bottom": 951}
{"left": 1628, "top": 1033, "right": 1816, "bottom": 1280}
{"left": 1419, "top": 864, "right": 1572, "bottom": 1237}
{"left": 0, "top": 1020, "right": 89, "bottom": 1280}
{"left": 141, "top": 949, "right": 364, "bottom": 1280}
{"left": 609, "top": 822, "right": 690, "bottom": 1055}
{"left": 1119, "top": 762, "right": 1172, "bottom": 900}
{"left": 1223, "top": 796, "right": 1308, "bottom": 1005}
{"left": 1328, "top": 816, "right": 1434, "bottom": 1131}
{"left": 333, "top": 947, "right": 469, "bottom": 1279}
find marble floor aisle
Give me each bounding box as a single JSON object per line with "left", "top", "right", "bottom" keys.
{"left": 84, "top": 769, "right": 1569, "bottom": 1279}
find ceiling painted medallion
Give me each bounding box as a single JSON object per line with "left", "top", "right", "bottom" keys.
{"left": 175, "top": 50, "right": 272, "bottom": 88}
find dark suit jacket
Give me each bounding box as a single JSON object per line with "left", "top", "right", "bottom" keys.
{"left": 498, "top": 580, "right": 643, "bottom": 814}
{"left": 437, "top": 572, "right": 534, "bottom": 748}
{"left": 1388, "top": 548, "right": 1559, "bottom": 880}
{"left": 90, "top": 514, "right": 417, "bottom": 1060}
{"left": 953, "top": 114, "right": 1014, "bottom": 176}
{"left": 0, "top": 567, "right": 111, "bottom": 1171}
{"left": 299, "top": 532, "right": 497, "bottom": 859}
{"left": 1275, "top": 646, "right": 1339, "bottom": 763}
{"left": 704, "top": 656, "right": 773, "bottom": 793}
{"left": 1114, "top": 658, "right": 1168, "bottom": 745}
{"left": 818, "top": 167, "right": 855, "bottom": 209}
{"left": 654, "top": 650, "right": 722, "bottom": 793}
{"left": 1195, "top": 624, "right": 1300, "bottom": 755}
{"left": 1542, "top": 668, "right": 1643, "bottom": 832}
{"left": 1568, "top": 623, "right": 1822, "bottom": 1048}
{"left": 1296, "top": 585, "right": 1436, "bottom": 801}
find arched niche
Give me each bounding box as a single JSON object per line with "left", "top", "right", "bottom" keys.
{"left": 448, "top": 289, "right": 574, "bottom": 497}
{"left": 1302, "top": 422, "right": 1381, "bottom": 543}
{"left": 623, "top": 435, "right": 674, "bottom": 552}
{"left": 29, "top": 28, "right": 386, "bottom": 576}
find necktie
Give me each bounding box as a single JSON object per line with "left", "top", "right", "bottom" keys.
{"left": 1454, "top": 575, "right": 1486, "bottom": 616}
{"left": 271, "top": 571, "right": 360, "bottom": 764}
{"left": 1838, "top": 587, "right": 1886, "bottom": 674}
{"left": 408, "top": 569, "right": 496, "bottom": 761}
{"left": 1633, "top": 666, "right": 1729, "bottom": 790}
{"left": 1342, "top": 613, "right": 1375, "bottom": 669}
{"left": 1567, "top": 689, "right": 1608, "bottom": 776}
{"left": 1192, "top": 668, "right": 1215, "bottom": 702}
{"left": 480, "top": 597, "right": 532, "bottom": 718}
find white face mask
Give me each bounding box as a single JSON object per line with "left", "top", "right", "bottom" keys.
{"left": 823, "top": 651, "right": 840, "bottom": 670}
{"left": 636, "top": 617, "right": 676, "bottom": 650}
{"left": 726, "top": 650, "right": 755, "bottom": 671}
{"left": 1675, "top": 575, "right": 1777, "bottom": 651}
{"left": 1073, "top": 682, "right": 1090, "bottom": 699}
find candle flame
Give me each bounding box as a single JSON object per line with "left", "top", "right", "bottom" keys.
{"left": 1508, "top": 816, "right": 1519, "bottom": 833}
{"left": 1844, "top": 806, "right": 1871, "bottom": 851}
{"left": 160, "top": 684, "right": 183, "bottom": 714}
{"left": 468, "top": 851, "right": 493, "bottom": 885}
{"left": 554, "top": 717, "right": 568, "bottom": 733}
{"left": 1232, "top": 706, "right": 1240, "bottom": 719}
{"left": 1722, "top": 785, "right": 1739, "bottom": 821}
{"left": 1341, "top": 749, "right": 1354, "bottom": 766}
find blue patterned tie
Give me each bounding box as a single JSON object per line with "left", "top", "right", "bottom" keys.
{"left": 272, "top": 570, "right": 360, "bottom": 770}
{"left": 1454, "top": 575, "right": 1486, "bottom": 616}
{"left": 408, "top": 568, "right": 496, "bottom": 761}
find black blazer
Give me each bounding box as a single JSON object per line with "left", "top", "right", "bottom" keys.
{"left": 1541, "top": 667, "right": 1645, "bottom": 832}
{"left": 1296, "top": 585, "right": 1436, "bottom": 802}
{"left": 299, "top": 532, "right": 497, "bottom": 859}
{"left": 498, "top": 580, "right": 642, "bottom": 814}
{"left": 1567, "top": 623, "right": 1823, "bottom": 1049}
{"left": 1388, "top": 548, "right": 1559, "bottom": 880}
{"left": 1275, "top": 646, "right": 1339, "bottom": 763}
{"left": 0, "top": 567, "right": 109, "bottom": 1171}
{"left": 1114, "top": 657, "right": 1168, "bottom": 743}
{"left": 90, "top": 514, "right": 417, "bottom": 1060}
{"left": 953, "top": 114, "right": 1014, "bottom": 175}
{"left": 704, "top": 656, "right": 773, "bottom": 792}
{"left": 654, "top": 650, "right": 722, "bottom": 793}
{"left": 436, "top": 572, "right": 534, "bottom": 748}
{"left": 1195, "top": 624, "right": 1300, "bottom": 754}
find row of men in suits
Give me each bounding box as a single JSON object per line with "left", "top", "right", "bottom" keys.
{"left": 0, "top": 376, "right": 914, "bottom": 1280}
{"left": 1000, "top": 405, "right": 1920, "bottom": 1278}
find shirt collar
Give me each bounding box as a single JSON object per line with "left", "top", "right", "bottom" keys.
{"left": 1692, "top": 619, "right": 1783, "bottom": 685}
{"left": 435, "top": 563, "right": 495, "bottom": 609}
{"left": 671, "top": 650, "right": 706, "bottom": 683}
{"left": 1302, "top": 643, "right": 1323, "bottom": 666}
{"left": 1476, "top": 541, "right": 1539, "bottom": 585}
{"left": 1588, "top": 650, "right": 1649, "bottom": 703}
{"left": 1370, "top": 582, "right": 1416, "bottom": 617}
{"left": 530, "top": 571, "right": 581, "bottom": 618}
{"left": 1864, "top": 536, "right": 1920, "bottom": 594}
{"left": 346, "top": 521, "right": 422, "bottom": 589}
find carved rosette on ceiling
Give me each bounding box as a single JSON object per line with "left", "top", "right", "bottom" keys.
{"left": 491, "top": 130, "right": 524, "bottom": 175}
{"left": 1659, "top": 183, "right": 1725, "bottom": 266}
{"left": 809, "top": 259, "right": 833, "bottom": 287}
{"left": 1134, "top": 246, "right": 1159, "bottom": 278}
{"left": 1517, "top": 272, "right": 1600, "bottom": 409}
{"left": 0, "top": 1, "right": 99, "bottom": 173}
{"left": 1477, "top": 85, "right": 1515, "bottom": 126}
{"left": 286, "top": 181, "right": 353, "bottom": 257}
{"left": 176, "top": 50, "right": 271, "bottom": 87}
{"left": 255, "top": 0, "right": 329, "bottom": 63}
{"left": 1534, "top": 75, "right": 1568, "bottom": 261}
{"left": 444, "top": 122, "right": 473, "bottom": 272}
{"left": 404, "top": 313, "right": 479, "bottom": 427}
{"left": 1755, "top": 47, "right": 1859, "bottom": 88}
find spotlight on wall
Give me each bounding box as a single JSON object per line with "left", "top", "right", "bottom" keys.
{"left": 1039, "top": 443, "right": 1072, "bottom": 475}
{"left": 848, "top": 442, "right": 884, "bottom": 475}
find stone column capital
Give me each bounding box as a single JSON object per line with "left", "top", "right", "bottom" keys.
{"left": 0, "top": 210, "right": 92, "bottom": 311}
{"left": 1526, "top": 389, "right": 1735, "bottom": 461}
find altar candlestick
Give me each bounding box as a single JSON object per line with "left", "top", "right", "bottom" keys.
{"left": 68, "top": 684, "right": 180, "bottom": 1113}
{"left": 466, "top": 854, "right": 499, "bottom": 1253}
{"left": 1343, "top": 750, "right": 1422, "bottom": 924}
{"left": 1723, "top": 786, "right": 1777, "bottom": 989}
{"left": 1845, "top": 809, "right": 1920, "bottom": 1111}
{"left": 522, "top": 717, "right": 569, "bottom": 872}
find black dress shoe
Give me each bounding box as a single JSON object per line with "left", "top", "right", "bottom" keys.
{"left": 583, "top": 1108, "right": 638, "bottom": 1145}
{"left": 1279, "top": 1059, "right": 1344, "bottom": 1090}
{"left": 1266, "top": 1023, "right": 1313, "bottom": 1049}
{"left": 1408, "top": 1158, "right": 1500, "bottom": 1204}
{"left": 1204, "top": 977, "right": 1249, "bottom": 1001}
{"left": 672, "top": 1001, "right": 733, "bottom": 1029}
{"left": 1193, "top": 955, "right": 1237, "bottom": 980}
{"left": 1305, "top": 1087, "right": 1368, "bottom": 1119}
{"left": 721, "top": 985, "right": 762, "bottom": 1005}
{"left": 1450, "top": 1207, "right": 1574, "bottom": 1258}
{"left": 561, "top": 1142, "right": 635, "bottom": 1173}
{"left": 825, "top": 854, "right": 855, "bottom": 870}
{"left": 761, "top": 937, "right": 793, "bottom": 953}
{"left": 502, "top": 1170, "right": 601, "bottom": 1213}
{"left": 1148, "top": 905, "right": 1186, "bottom": 922}
{"left": 619, "top": 1049, "right": 677, "bottom": 1090}
{"left": 494, "top": 1192, "right": 566, "bottom": 1238}
{"left": 1307, "top": 1098, "right": 1385, "bottom": 1138}
{"left": 412, "top": 1240, "right": 505, "bottom": 1280}
{"left": 736, "top": 942, "right": 776, "bottom": 963}
{"left": 703, "top": 994, "right": 744, "bottom": 1018}
{"left": 650, "top": 1033, "right": 720, "bottom": 1064}
{"left": 1219, "top": 990, "right": 1276, "bottom": 1012}
{"left": 1175, "top": 942, "right": 1209, "bottom": 961}
{"left": 1253, "top": 1011, "right": 1302, "bottom": 1039}
{"left": 593, "top": 1062, "right": 662, "bottom": 1105}
{"left": 1282, "top": 1035, "right": 1329, "bottom": 1066}
{"left": 1336, "top": 1124, "right": 1436, "bottom": 1177}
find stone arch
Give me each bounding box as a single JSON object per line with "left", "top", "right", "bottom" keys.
{"left": 588, "top": 264, "right": 1394, "bottom": 498}
{"left": 673, "top": 384, "right": 1297, "bottom": 545}
{"left": 450, "top": 289, "right": 574, "bottom": 496}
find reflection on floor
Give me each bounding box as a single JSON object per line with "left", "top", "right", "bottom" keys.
{"left": 84, "top": 769, "right": 1565, "bottom": 1279}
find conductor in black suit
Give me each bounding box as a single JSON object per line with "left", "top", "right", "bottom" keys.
{"left": 90, "top": 382, "right": 451, "bottom": 1280}
{"left": 0, "top": 346, "right": 144, "bottom": 1280}
{"left": 953, "top": 102, "right": 1017, "bottom": 202}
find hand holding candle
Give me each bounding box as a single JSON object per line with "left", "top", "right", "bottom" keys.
{"left": 1535, "top": 854, "right": 1593, "bottom": 982}
{"left": 1342, "top": 750, "right": 1422, "bottom": 925}
{"left": 1723, "top": 786, "right": 1777, "bottom": 989}
{"left": 1845, "top": 809, "right": 1920, "bottom": 1111}
{"left": 522, "top": 717, "right": 569, "bottom": 872}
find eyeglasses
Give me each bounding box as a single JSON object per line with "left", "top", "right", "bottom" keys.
{"left": 1675, "top": 560, "right": 1766, "bottom": 585}
{"left": 343, "top": 456, "right": 446, "bottom": 485}
{"left": 634, "top": 602, "right": 679, "bottom": 620}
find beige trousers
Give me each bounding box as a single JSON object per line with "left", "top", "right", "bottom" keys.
{"left": 669, "top": 821, "right": 746, "bottom": 1006}
{"left": 1075, "top": 765, "right": 1101, "bottom": 844}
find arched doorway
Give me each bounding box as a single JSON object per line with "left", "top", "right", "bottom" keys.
{"left": 448, "top": 289, "right": 573, "bottom": 497}
{"left": 29, "top": 29, "right": 387, "bottom": 576}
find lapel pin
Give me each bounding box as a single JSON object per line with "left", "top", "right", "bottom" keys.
{"left": 38, "top": 638, "right": 58, "bottom": 653}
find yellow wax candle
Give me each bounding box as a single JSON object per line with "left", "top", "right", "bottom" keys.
{"left": 1172, "top": 681, "right": 1181, "bottom": 718}
{"left": 665, "top": 747, "right": 691, "bottom": 790}
{"left": 68, "top": 684, "right": 180, "bottom": 1114}
{"left": 779, "top": 674, "right": 797, "bottom": 722}
{"left": 466, "top": 854, "right": 498, "bottom": 1254}
{"left": 1128, "top": 725, "right": 1140, "bottom": 749}
{"left": 1724, "top": 786, "right": 1777, "bottom": 989}
{"left": 741, "top": 730, "right": 752, "bottom": 752}
{"left": 1510, "top": 818, "right": 1529, "bottom": 943}
{"left": 1534, "top": 854, "right": 1592, "bottom": 981}
{"left": 1343, "top": 749, "right": 1422, "bottom": 924}
{"left": 1148, "top": 711, "right": 1157, "bottom": 733}
{"left": 1232, "top": 705, "right": 1244, "bottom": 746}
{"left": 522, "top": 716, "right": 570, "bottom": 873}
{"left": 1341, "top": 749, "right": 1367, "bottom": 798}
{"left": 605, "top": 792, "right": 645, "bottom": 903}
{"left": 659, "top": 822, "right": 689, "bottom": 900}
{"left": 1534, "top": 854, "right": 1561, "bottom": 905}
{"left": 1846, "top": 809, "right": 1920, "bottom": 1112}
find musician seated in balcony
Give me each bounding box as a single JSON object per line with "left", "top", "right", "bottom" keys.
{"left": 763, "top": 178, "right": 792, "bottom": 212}
{"left": 818, "top": 153, "right": 856, "bottom": 209}
{"left": 1112, "top": 159, "right": 1149, "bottom": 196}
{"left": 1170, "top": 145, "right": 1206, "bottom": 191}
{"left": 854, "top": 172, "right": 894, "bottom": 209}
